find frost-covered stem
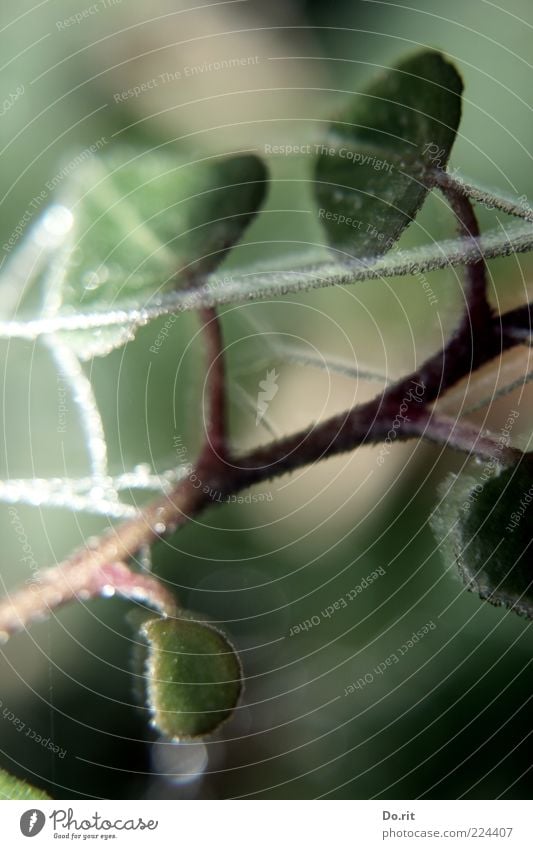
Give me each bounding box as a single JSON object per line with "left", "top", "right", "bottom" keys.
{"left": 198, "top": 306, "right": 227, "bottom": 462}
{"left": 2, "top": 223, "right": 533, "bottom": 342}
{"left": 431, "top": 168, "right": 533, "bottom": 223}
{"left": 0, "top": 560, "right": 178, "bottom": 642}
{"left": 45, "top": 334, "right": 111, "bottom": 485}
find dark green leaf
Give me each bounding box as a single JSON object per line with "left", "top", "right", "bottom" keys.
{"left": 42, "top": 149, "right": 267, "bottom": 357}
{"left": 142, "top": 615, "right": 242, "bottom": 739}
{"left": 315, "top": 50, "right": 463, "bottom": 257}
{"left": 0, "top": 768, "right": 51, "bottom": 800}
{"left": 431, "top": 460, "right": 533, "bottom": 618}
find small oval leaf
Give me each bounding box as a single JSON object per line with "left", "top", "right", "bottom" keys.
{"left": 142, "top": 615, "right": 242, "bottom": 739}
{"left": 431, "top": 460, "right": 533, "bottom": 618}
{"left": 315, "top": 50, "right": 463, "bottom": 257}
{"left": 0, "top": 768, "right": 51, "bottom": 800}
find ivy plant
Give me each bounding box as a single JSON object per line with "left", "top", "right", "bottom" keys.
{"left": 0, "top": 49, "right": 532, "bottom": 797}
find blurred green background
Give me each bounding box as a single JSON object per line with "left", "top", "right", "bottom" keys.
{"left": 0, "top": 0, "right": 532, "bottom": 799}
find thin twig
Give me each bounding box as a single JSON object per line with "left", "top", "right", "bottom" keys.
{"left": 430, "top": 168, "right": 533, "bottom": 223}
{"left": 430, "top": 168, "right": 492, "bottom": 324}
{"left": 198, "top": 307, "right": 227, "bottom": 462}
{"left": 44, "top": 334, "right": 111, "bottom": 485}
{"left": 500, "top": 303, "right": 533, "bottom": 346}
{"left": 0, "top": 560, "right": 178, "bottom": 642}
{"left": 413, "top": 412, "right": 522, "bottom": 463}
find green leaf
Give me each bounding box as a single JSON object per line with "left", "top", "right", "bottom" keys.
{"left": 41, "top": 148, "right": 267, "bottom": 358}
{"left": 315, "top": 50, "right": 463, "bottom": 257}
{"left": 142, "top": 615, "right": 242, "bottom": 739}
{"left": 0, "top": 767, "right": 51, "bottom": 800}
{"left": 431, "top": 460, "right": 533, "bottom": 618}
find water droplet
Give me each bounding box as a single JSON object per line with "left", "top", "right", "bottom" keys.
{"left": 89, "top": 486, "right": 106, "bottom": 501}
{"left": 82, "top": 266, "right": 110, "bottom": 291}
{"left": 151, "top": 740, "right": 208, "bottom": 787}
{"left": 139, "top": 545, "right": 152, "bottom": 573}
{"left": 34, "top": 205, "right": 74, "bottom": 247}
{"left": 46, "top": 591, "right": 62, "bottom": 607}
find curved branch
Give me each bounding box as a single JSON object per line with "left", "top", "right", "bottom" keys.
{"left": 0, "top": 560, "right": 178, "bottom": 642}
{"left": 1, "top": 175, "right": 532, "bottom": 644}
{"left": 0, "top": 298, "right": 529, "bottom": 643}
{"left": 198, "top": 307, "right": 228, "bottom": 462}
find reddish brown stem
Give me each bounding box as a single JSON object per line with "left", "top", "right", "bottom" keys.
{"left": 198, "top": 306, "right": 227, "bottom": 463}
{"left": 429, "top": 167, "right": 492, "bottom": 327}
{"left": 499, "top": 303, "right": 533, "bottom": 345}
{"left": 0, "top": 560, "right": 178, "bottom": 642}
{"left": 0, "top": 313, "right": 527, "bottom": 643}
